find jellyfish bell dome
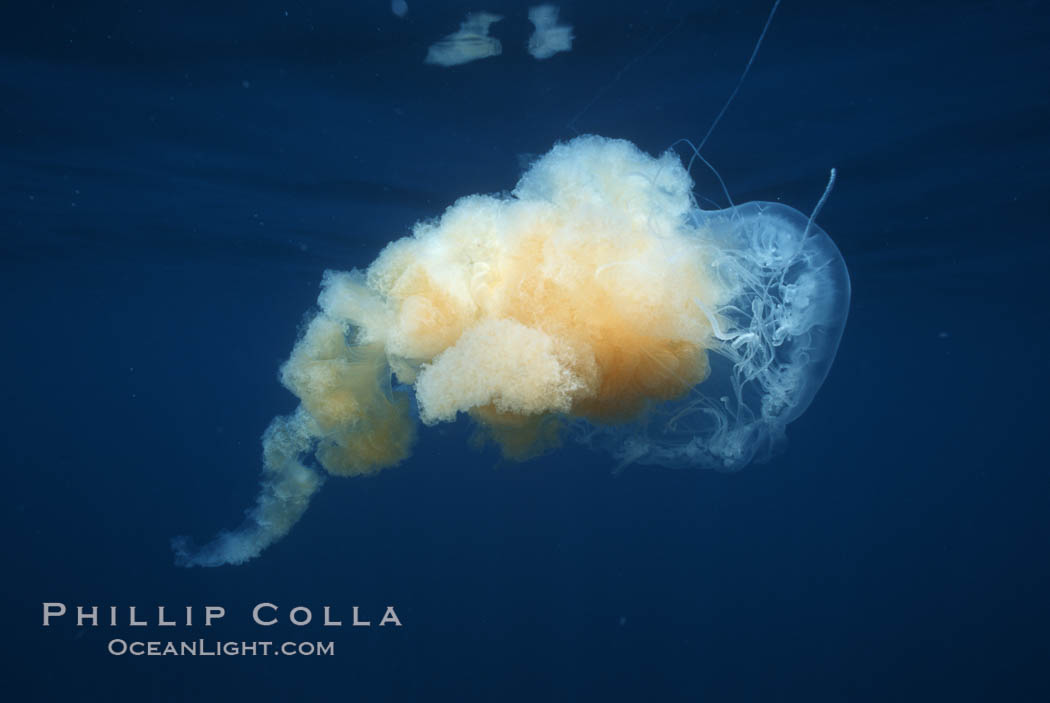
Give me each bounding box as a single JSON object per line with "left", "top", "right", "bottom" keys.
{"left": 590, "top": 198, "right": 852, "bottom": 471}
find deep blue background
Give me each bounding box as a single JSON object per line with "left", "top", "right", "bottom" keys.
{"left": 2, "top": 0, "right": 1048, "bottom": 700}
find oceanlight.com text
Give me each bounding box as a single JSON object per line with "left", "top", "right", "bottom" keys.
{"left": 107, "top": 639, "right": 335, "bottom": 656}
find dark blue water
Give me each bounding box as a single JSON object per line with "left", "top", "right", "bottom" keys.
{"left": 3, "top": 1, "right": 1048, "bottom": 700}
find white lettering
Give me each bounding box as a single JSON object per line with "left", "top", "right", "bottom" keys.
{"left": 253, "top": 602, "right": 277, "bottom": 626}
{"left": 289, "top": 607, "right": 312, "bottom": 626}
{"left": 77, "top": 606, "right": 98, "bottom": 627}
{"left": 42, "top": 602, "right": 66, "bottom": 626}
{"left": 129, "top": 606, "right": 146, "bottom": 626}
{"left": 352, "top": 606, "right": 371, "bottom": 627}
{"left": 379, "top": 606, "right": 402, "bottom": 627}
{"left": 323, "top": 606, "right": 342, "bottom": 626}
{"left": 205, "top": 606, "right": 225, "bottom": 626}
{"left": 157, "top": 606, "right": 174, "bottom": 626}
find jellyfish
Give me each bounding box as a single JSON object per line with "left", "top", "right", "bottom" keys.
{"left": 172, "top": 134, "right": 850, "bottom": 567}
{"left": 527, "top": 5, "right": 574, "bottom": 60}
{"left": 424, "top": 11, "right": 503, "bottom": 67}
